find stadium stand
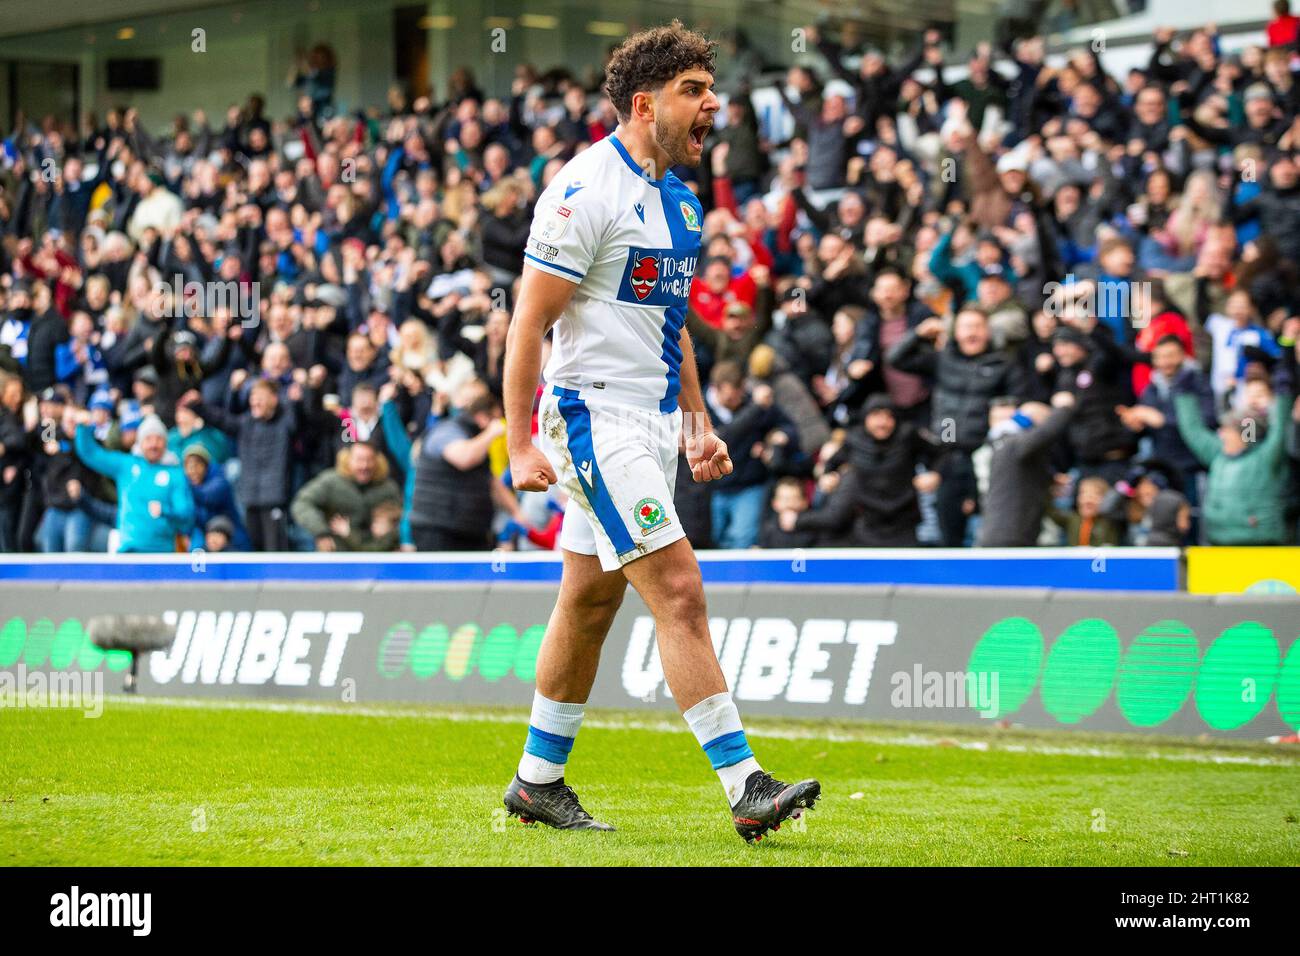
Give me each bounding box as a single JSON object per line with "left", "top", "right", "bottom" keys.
{"left": 1, "top": 16, "right": 1298, "bottom": 555}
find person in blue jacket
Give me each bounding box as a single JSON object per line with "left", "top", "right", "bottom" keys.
{"left": 73, "top": 411, "right": 195, "bottom": 553}
{"left": 181, "top": 443, "right": 250, "bottom": 551}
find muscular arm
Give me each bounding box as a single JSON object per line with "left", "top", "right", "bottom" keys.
{"left": 677, "top": 325, "right": 713, "bottom": 440}
{"left": 502, "top": 265, "right": 576, "bottom": 489}
{"left": 678, "top": 324, "right": 732, "bottom": 482}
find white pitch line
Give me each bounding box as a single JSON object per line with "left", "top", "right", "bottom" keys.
{"left": 101, "top": 695, "right": 1300, "bottom": 768}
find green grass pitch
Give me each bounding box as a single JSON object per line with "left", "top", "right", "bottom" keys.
{"left": 2, "top": 698, "right": 1298, "bottom": 866}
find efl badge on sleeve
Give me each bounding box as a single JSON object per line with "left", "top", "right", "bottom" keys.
{"left": 538, "top": 203, "right": 574, "bottom": 242}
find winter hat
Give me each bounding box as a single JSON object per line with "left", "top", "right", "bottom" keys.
{"left": 1052, "top": 326, "right": 1089, "bottom": 348}
{"left": 1244, "top": 83, "right": 1274, "bottom": 104}
{"left": 863, "top": 394, "right": 896, "bottom": 416}
{"left": 205, "top": 516, "right": 234, "bottom": 539}
{"left": 996, "top": 150, "right": 1029, "bottom": 174}
{"left": 136, "top": 415, "right": 167, "bottom": 442}
{"left": 182, "top": 443, "right": 211, "bottom": 465}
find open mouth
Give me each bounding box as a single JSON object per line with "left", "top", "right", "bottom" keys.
{"left": 688, "top": 123, "right": 711, "bottom": 150}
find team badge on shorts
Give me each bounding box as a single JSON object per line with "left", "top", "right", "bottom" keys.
{"left": 680, "top": 201, "right": 701, "bottom": 231}
{"left": 633, "top": 497, "right": 670, "bottom": 535}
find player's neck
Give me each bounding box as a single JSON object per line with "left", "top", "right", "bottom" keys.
{"left": 612, "top": 124, "right": 670, "bottom": 181}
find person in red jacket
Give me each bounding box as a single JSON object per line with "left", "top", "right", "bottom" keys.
{"left": 1267, "top": 0, "right": 1300, "bottom": 46}
{"left": 1132, "top": 280, "right": 1194, "bottom": 395}
{"left": 688, "top": 255, "right": 757, "bottom": 329}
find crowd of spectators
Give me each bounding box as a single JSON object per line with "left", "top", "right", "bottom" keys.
{"left": 2, "top": 11, "right": 1300, "bottom": 555}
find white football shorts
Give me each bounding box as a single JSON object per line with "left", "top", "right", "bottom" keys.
{"left": 537, "top": 384, "right": 685, "bottom": 571}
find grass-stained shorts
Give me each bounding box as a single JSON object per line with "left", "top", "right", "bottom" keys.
{"left": 538, "top": 384, "right": 685, "bottom": 571}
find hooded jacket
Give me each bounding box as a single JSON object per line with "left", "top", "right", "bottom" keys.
{"left": 795, "top": 421, "right": 938, "bottom": 546}
{"left": 290, "top": 446, "right": 402, "bottom": 544}
{"left": 975, "top": 404, "right": 1075, "bottom": 547}
{"left": 888, "top": 330, "right": 1027, "bottom": 452}
{"left": 1175, "top": 392, "right": 1291, "bottom": 545}
{"left": 74, "top": 425, "right": 195, "bottom": 552}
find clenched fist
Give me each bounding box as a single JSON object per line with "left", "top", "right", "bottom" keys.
{"left": 686, "top": 432, "right": 733, "bottom": 483}
{"left": 511, "top": 444, "right": 558, "bottom": 492}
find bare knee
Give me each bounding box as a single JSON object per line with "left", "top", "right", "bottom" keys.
{"left": 576, "top": 585, "right": 625, "bottom": 618}
{"left": 562, "top": 581, "right": 626, "bottom": 634}
{"left": 652, "top": 572, "right": 707, "bottom": 628}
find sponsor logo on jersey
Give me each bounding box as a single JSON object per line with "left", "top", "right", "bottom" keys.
{"left": 618, "top": 247, "right": 697, "bottom": 305}
{"left": 629, "top": 254, "right": 660, "bottom": 300}
{"left": 680, "top": 201, "right": 701, "bottom": 232}
{"left": 633, "top": 497, "right": 670, "bottom": 534}
{"left": 528, "top": 238, "right": 560, "bottom": 262}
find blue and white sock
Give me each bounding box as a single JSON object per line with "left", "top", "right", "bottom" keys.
{"left": 684, "top": 691, "right": 762, "bottom": 806}
{"left": 517, "top": 692, "right": 585, "bottom": 785}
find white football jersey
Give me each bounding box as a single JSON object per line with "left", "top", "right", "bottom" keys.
{"left": 524, "top": 134, "right": 704, "bottom": 413}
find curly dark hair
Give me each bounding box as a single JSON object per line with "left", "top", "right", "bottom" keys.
{"left": 603, "top": 20, "right": 716, "bottom": 123}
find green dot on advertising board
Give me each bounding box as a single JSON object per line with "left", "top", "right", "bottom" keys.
{"left": 410, "top": 624, "right": 449, "bottom": 680}
{"left": 1277, "top": 639, "right": 1300, "bottom": 731}
{"left": 479, "top": 625, "right": 519, "bottom": 682}
{"left": 48, "top": 619, "right": 86, "bottom": 671}
{"left": 1195, "top": 622, "right": 1280, "bottom": 730}
{"left": 965, "top": 617, "right": 1043, "bottom": 718}
{"left": 1115, "top": 620, "right": 1199, "bottom": 727}
{"left": 104, "top": 649, "right": 132, "bottom": 672}
{"left": 77, "top": 628, "right": 105, "bottom": 671}
{"left": 513, "top": 625, "right": 545, "bottom": 683}
{"left": 0, "top": 617, "right": 25, "bottom": 667}
{"left": 22, "top": 618, "right": 55, "bottom": 668}
{"left": 444, "top": 624, "right": 480, "bottom": 681}
{"left": 376, "top": 621, "right": 416, "bottom": 679}
{"left": 1040, "top": 619, "right": 1121, "bottom": 724}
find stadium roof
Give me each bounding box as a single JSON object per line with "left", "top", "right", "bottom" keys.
{"left": 0, "top": 0, "right": 234, "bottom": 39}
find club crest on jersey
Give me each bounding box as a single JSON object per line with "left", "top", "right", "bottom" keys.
{"left": 634, "top": 497, "right": 669, "bottom": 534}
{"left": 629, "top": 254, "right": 660, "bottom": 301}
{"left": 680, "top": 201, "right": 701, "bottom": 232}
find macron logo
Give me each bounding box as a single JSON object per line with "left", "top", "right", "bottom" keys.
{"left": 578, "top": 460, "right": 593, "bottom": 485}
{"left": 564, "top": 181, "right": 584, "bottom": 199}
{"left": 634, "top": 202, "right": 645, "bottom": 223}
{"left": 50, "top": 885, "right": 152, "bottom": 936}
